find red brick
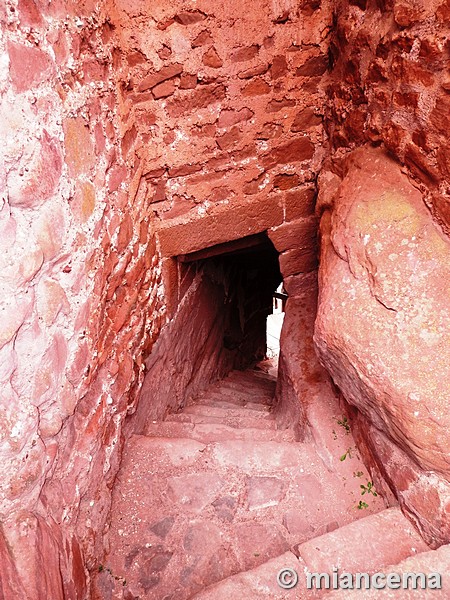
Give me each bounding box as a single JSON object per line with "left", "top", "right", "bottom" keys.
{"left": 8, "top": 41, "right": 54, "bottom": 92}
{"left": 242, "top": 78, "right": 271, "bottom": 96}
{"left": 202, "top": 47, "right": 223, "bottom": 68}
{"left": 272, "top": 174, "right": 300, "bottom": 190}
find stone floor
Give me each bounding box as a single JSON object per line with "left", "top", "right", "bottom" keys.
{"left": 98, "top": 368, "right": 429, "bottom": 599}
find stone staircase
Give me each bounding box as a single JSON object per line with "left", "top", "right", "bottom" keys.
{"left": 101, "top": 369, "right": 429, "bottom": 599}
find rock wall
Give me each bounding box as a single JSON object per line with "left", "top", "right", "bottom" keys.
{"left": 326, "top": 0, "right": 450, "bottom": 229}
{"left": 315, "top": 147, "right": 450, "bottom": 547}
{"left": 0, "top": 0, "right": 166, "bottom": 595}
{"left": 3, "top": 0, "right": 450, "bottom": 594}
{"left": 314, "top": 0, "right": 450, "bottom": 548}
{"left": 109, "top": 0, "right": 331, "bottom": 229}
{"left": 0, "top": 0, "right": 334, "bottom": 594}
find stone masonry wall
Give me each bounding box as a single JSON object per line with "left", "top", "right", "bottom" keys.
{"left": 0, "top": 1, "right": 166, "bottom": 595}
{"left": 326, "top": 0, "right": 450, "bottom": 230}
{"left": 109, "top": 0, "right": 330, "bottom": 260}
{"left": 1, "top": 0, "right": 335, "bottom": 595}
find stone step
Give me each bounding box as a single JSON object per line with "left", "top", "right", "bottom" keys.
{"left": 191, "top": 508, "right": 430, "bottom": 599}
{"left": 227, "top": 368, "right": 276, "bottom": 384}
{"left": 195, "top": 397, "right": 272, "bottom": 411}
{"left": 325, "top": 543, "right": 450, "bottom": 598}
{"left": 165, "top": 412, "right": 279, "bottom": 430}
{"left": 190, "top": 551, "right": 304, "bottom": 599}
{"left": 207, "top": 383, "right": 274, "bottom": 404}
{"left": 196, "top": 389, "right": 273, "bottom": 408}
{"left": 144, "top": 420, "right": 297, "bottom": 443}
{"left": 296, "top": 507, "right": 429, "bottom": 595}
{"left": 210, "top": 376, "right": 275, "bottom": 394}
{"left": 181, "top": 404, "right": 273, "bottom": 420}
{"left": 105, "top": 434, "right": 387, "bottom": 600}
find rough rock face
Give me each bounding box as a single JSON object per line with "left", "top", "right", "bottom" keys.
{"left": 327, "top": 0, "right": 450, "bottom": 231}
{"left": 1, "top": 1, "right": 166, "bottom": 595}
{"left": 314, "top": 147, "right": 450, "bottom": 547}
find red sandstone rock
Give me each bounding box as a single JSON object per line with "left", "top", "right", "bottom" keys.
{"left": 242, "top": 77, "right": 271, "bottom": 96}
{"left": 262, "top": 137, "right": 315, "bottom": 168}
{"left": 7, "top": 130, "right": 62, "bottom": 209}
{"left": 7, "top": 41, "right": 54, "bottom": 92}
{"left": 315, "top": 147, "right": 450, "bottom": 546}
{"left": 138, "top": 63, "right": 183, "bottom": 92}
{"left": 230, "top": 45, "right": 259, "bottom": 62}
{"left": 202, "top": 46, "right": 223, "bottom": 68}
{"left": 218, "top": 107, "right": 253, "bottom": 128}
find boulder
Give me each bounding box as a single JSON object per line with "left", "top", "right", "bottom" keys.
{"left": 314, "top": 146, "right": 450, "bottom": 546}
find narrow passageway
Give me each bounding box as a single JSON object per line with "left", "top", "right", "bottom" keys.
{"left": 102, "top": 358, "right": 427, "bottom": 598}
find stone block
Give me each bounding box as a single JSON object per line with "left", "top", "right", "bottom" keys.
{"left": 279, "top": 246, "right": 318, "bottom": 277}
{"left": 63, "top": 117, "right": 95, "bottom": 178}
{"left": 262, "top": 137, "right": 315, "bottom": 169}
{"left": 242, "top": 78, "right": 271, "bottom": 96}
{"left": 218, "top": 107, "right": 253, "bottom": 128}
{"left": 157, "top": 195, "right": 283, "bottom": 257}
{"left": 231, "top": 45, "right": 259, "bottom": 62}
{"left": 268, "top": 215, "right": 318, "bottom": 253}
{"left": 202, "top": 47, "right": 223, "bottom": 68}
{"left": 8, "top": 41, "right": 54, "bottom": 92}
{"left": 138, "top": 63, "right": 183, "bottom": 92}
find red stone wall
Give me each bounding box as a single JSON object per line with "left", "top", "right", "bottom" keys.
{"left": 1, "top": 0, "right": 335, "bottom": 592}
{"left": 109, "top": 0, "right": 330, "bottom": 232}
{"left": 316, "top": 1, "right": 450, "bottom": 547}
{"left": 0, "top": 1, "right": 166, "bottom": 595}
{"left": 326, "top": 0, "right": 450, "bottom": 230}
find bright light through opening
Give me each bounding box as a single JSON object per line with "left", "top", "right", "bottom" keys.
{"left": 266, "top": 282, "right": 285, "bottom": 361}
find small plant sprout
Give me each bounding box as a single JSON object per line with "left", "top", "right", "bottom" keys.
{"left": 337, "top": 416, "right": 351, "bottom": 434}
{"left": 360, "top": 481, "right": 378, "bottom": 497}
{"left": 357, "top": 500, "right": 369, "bottom": 509}
{"left": 340, "top": 447, "right": 353, "bottom": 461}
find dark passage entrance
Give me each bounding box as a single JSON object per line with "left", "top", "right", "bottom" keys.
{"left": 178, "top": 232, "right": 282, "bottom": 370}
{"left": 129, "top": 232, "right": 282, "bottom": 432}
